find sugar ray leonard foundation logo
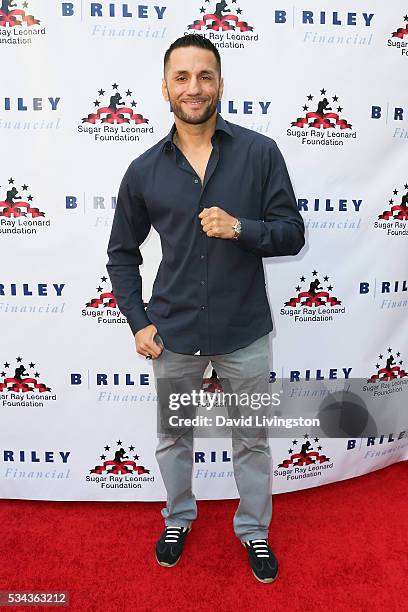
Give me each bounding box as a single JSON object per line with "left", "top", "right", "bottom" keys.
{"left": 83, "top": 274, "right": 127, "bottom": 325}
{"left": 362, "top": 347, "right": 407, "bottom": 399}
{"left": 186, "top": 0, "right": 257, "bottom": 48}
{"left": 78, "top": 83, "right": 154, "bottom": 142}
{"left": 287, "top": 88, "right": 357, "bottom": 146}
{"left": 281, "top": 270, "right": 346, "bottom": 323}
{"left": 368, "top": 348, "right": 407, "bottom": 382}
{"left": 0, "top": 177, "right": 50, "bottom": 234}
{"left": 0, "top": 0, "right": 45, "bottom": 44}
{"left": 374, "top": 182, "right": 408, "bottom": 236}
{"left": 388, "top": 13, "right": 408, "bottom": 56}
{"left": 0, "top": 355, "right": 56, "bottom": 406}
{"left": 86, "top": 439, "right": 154, "bottom": 489}
{"left": 274, "top": 433, "right": 334, "bottom": 481}
{"left": 82, "top": 273, "right": 148, "bottom": 324}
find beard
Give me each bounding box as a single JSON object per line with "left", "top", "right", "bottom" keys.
{"left": 169, "top": 93, "right": 220, "bottom": 125}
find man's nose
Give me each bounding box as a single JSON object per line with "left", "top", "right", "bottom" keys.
{"left": 186, "top": 76, "right": 201, "bottom": 96}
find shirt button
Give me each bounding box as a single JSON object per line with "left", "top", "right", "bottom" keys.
{"left": 194, "top": 178, "right": 199, "bottom": 184}
{"left": 200, "top": 305, "right": 206, "bottom": 310}
{"left": 200, "top": 280, "right": 205, "bottom": 285}
{"left": 200, "top": 255, "right": 205, "bottom": 260}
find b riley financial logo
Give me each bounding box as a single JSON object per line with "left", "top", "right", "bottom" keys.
{"left": 65, "top": 189, "right": 117, "bottom": 229}
{"left": 0, "top": 94, "right": 61, "bottom": 132}
{"left": 346, "top": 430, "right": 408, "bottom": 460}
{"left": 298, "top": 194, "right": 363, "bottom": 232}
{"left": 61, "top": 1, "right": 167, "bottom": 39}
{"left": 0, "top": 281, "right": 65, "bottom": 316}
{"left": 215, "top": 98, "right": 271, "bottom": 134}
{"left": 70, "top": 368, "right": 156, "bottom": 404}
{"left": 388, "top": 13, "right": 408, "bottom": 56}
{"left": 370, "top": 102, "right": 408, "bottom": 140}
{"left": 374, "top": 182, "right": 408, "bottom": 236}
{"left": 82, "top": 274, "right": 127, "bottom": 324}
{"left": 280, "top": 270, "right": 346, "bottom": 323}
{"left": 0, "top": 177, "right": 50, "bottom": 234}
{"left": 274, "top": 434, "right": 334, "bottom": 482}
{"left": 186, "top": 0, "right": 257, "bottom": 48}
{"left": 272, "top": 8, "right": 374, "bottom": 47}
{"left": 359, "top": 277, "right": 407, "bottom": 311}
{"left": 79, "top": 83, "right": 153, "bottom": 142}
{"left": 86, "top": 439, "right": 154, "bottom": 490}
{"left": 0, "top": 355, "right": 56, "bottom": 407}
{"left": 288, "top": 88, "right": 357, "bottom": 147}
{"left": 1, "top": 447, "right": 71, "bottom": 480}
{"left": 0, "top": 0, "right": 45, "bottom": 45}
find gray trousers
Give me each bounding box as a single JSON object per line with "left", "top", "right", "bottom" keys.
{"left": 152, "top": 333, "right": 272, "bottom": 542}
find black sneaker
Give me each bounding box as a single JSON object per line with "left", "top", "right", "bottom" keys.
{"left": 155, "top": 525, "right": 191, "bottom": 567}
{"left": 242, "top": 539, "right": 278, "bottom": 583}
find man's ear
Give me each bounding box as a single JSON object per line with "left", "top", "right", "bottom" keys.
{"left": 162, "top": 78, "right": 169, "bottom": 102}
{"left": 219, "top": 76, "right": 224, "bottom": 100}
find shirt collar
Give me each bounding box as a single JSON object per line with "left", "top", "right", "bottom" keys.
{"left": 162, "top": 113, "right": 233, "bottom": 152}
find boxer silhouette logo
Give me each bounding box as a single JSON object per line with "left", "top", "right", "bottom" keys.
{"left": 78, "top": 83, "right": 154, "bottom": 142}
{"left": 88, "top": 439, "right": 153, "bottom": 482}
{"left": 0, "top": 355, "right": 52, "bottom": 396}
{"left": 0, "top": 0, "right": 40, "bottom": 26}
{"left": 367, "top": 347, "right": 407, "bottom": 383}
{"left": 187, "top": 0, "right": 256, "bottom": 41}
{"left": 276, "top": 434, "right": 333, "bottom": 474}
{"left": 291, "top": 88, "right": 352, "bottom": 130}
{"left": 281, "top": 270, "right": 346, "bottom": 324}
{"left": 81, "top": 83, "right": 149, "bottom": 126}
{"left": 0, "top": 177, "right": 46, "bottom": 220}
{"left": 376, "top": 182, "right": 408, "bottom": 225}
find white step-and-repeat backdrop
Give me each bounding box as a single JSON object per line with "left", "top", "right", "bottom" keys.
{"left": 0, "top": 1, "right": 407, "bottom": 501}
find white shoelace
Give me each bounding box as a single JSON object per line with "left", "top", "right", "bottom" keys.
{"left": 164, "top": 526, "right": 186, "bottom": 543}
{"left": 249, "top": 539, "right": 270, "bottom": 558}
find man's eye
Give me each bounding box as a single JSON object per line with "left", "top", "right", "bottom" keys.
{"left": 176, "top": 77, "right": 186, "bottom": 81}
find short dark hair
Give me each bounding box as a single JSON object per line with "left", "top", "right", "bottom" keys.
{"left": 163, "top": 34, "right": 221, "bottom": 75}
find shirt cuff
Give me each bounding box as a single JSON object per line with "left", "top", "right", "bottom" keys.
{"left": 237, "top": 218, "right": 263, "bottom": 249}
{"left": 126, "top": 307, "right": 151, "bottom": 336}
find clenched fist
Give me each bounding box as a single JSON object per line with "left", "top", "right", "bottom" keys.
{"left": 135, "top": 324, "right": 163, "bottom": 359}
{"left": 198, "top": 206, "right": 237, "bottom": 239}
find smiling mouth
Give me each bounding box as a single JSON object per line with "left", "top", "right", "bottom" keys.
{"left": 182, "top": 100, "right": 207, "bottom": 108}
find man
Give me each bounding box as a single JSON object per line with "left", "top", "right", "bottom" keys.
{"left": 107, "top": 34, "right": 305, "bottom": 583}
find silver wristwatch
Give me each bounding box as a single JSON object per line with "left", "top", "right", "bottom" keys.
{"left": 232, "top": 218, "right": 242, "bottom": 240}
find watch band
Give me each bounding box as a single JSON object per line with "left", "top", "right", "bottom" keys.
{"left": 232, "top": 218, "right": 242, "bottom": 240}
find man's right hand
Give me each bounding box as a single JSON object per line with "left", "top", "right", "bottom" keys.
{"left": 135, "top": 324, "right": 163, "bottom": 359}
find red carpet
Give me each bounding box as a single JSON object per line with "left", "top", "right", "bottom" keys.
{"left": 1, "top": 461, "right": 407, "bottom": 612}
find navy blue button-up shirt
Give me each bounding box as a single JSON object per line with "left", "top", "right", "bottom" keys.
{"left": 107, "top": 114, "right": 305, "bottom": 355}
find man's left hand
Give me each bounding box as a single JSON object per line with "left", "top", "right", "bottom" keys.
{"left": 198, "top": 206, "right": 237, "bottom": 239}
